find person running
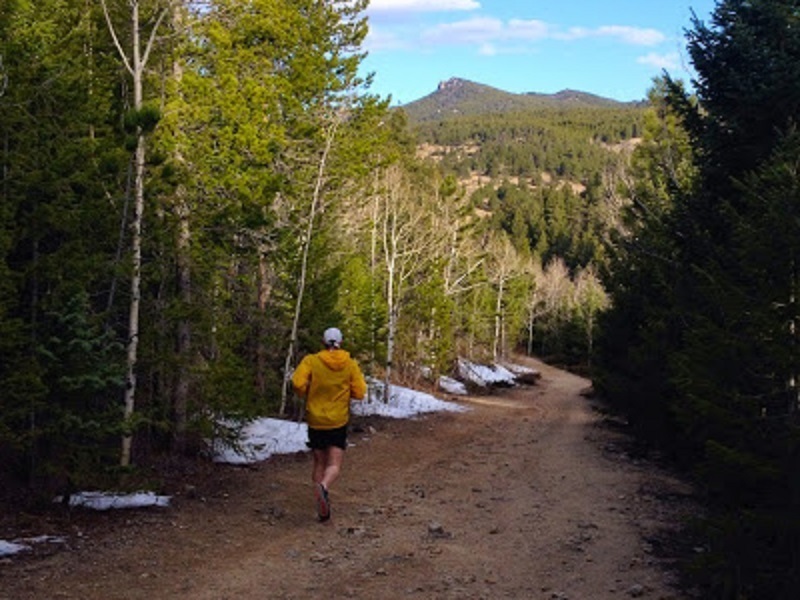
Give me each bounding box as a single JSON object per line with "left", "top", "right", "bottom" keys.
{"left": 291, "top": 327, "right": 367, "bottom": 522}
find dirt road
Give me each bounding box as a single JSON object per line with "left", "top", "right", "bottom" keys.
{"left": 0, "top": 357, "right": 695, "bottom": 599}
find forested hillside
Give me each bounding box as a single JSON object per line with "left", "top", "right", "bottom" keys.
{"left": 1, "top": 1, "right": 799, "bottom": 598}
{"left": 400, "top": 78, "right": 645, "bottom": 355}
{"left": 0, "top": 0, "right": 609, "bottom": 497}
{"left": 403, "top": 77, "right": 637, "bottom": 122}
{"left": 406, "top": 77, "right": 643, "bottom": 185}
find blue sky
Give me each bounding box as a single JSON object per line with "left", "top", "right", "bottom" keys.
{"left": 360, "top": 0, "right": 719, "bottom": 105}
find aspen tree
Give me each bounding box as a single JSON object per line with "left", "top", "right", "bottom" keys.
{"left": 101, "top": 0, "right": 168, "bottom": 466}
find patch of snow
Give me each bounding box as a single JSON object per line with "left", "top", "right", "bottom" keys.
{"left": 0, "top": 540, "right": 30, "bottom": 557}
{"left": 439, "top": 375, "right": 468, "bottom": 395}
{"left": 352, "top": 380, "right": 467, "bottom": 420}
{"left": 0, "top": 535, "right": 67, "bottom": 558}
{"left": 502, "top": 362, "right": 538, "bottom": 375}
{"left": 212, "top": 380, "right": 467, "bottom": 464}
{"left": 54, "top": 491, "right": 171, "bottom": 511}
{"left": 458, "top": 359, "right": 517, "bottom": 387}
{"left": 18, "top": 535, "right": 66, "bottom": 545}
{"left": 211, "top": 419, "right": 309, "bottom": 465}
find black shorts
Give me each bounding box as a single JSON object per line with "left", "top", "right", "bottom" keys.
{"left": 307, "top": 425, "right": 348, "bottom": 450}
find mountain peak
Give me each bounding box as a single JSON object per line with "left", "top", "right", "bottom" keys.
{"left": 402, "top": 78, "right": 636, "bottom": 123}
{"left": 437, "top": 77, "right": 469, "bottom": 91}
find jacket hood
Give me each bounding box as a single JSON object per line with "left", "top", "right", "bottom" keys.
{"left": 318, "top": 348, "right": 351, "bottom": 371}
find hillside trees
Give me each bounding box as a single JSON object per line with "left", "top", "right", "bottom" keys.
{"left": 594, "top": 1, "right": 800, "bottom": 597}
{"left": 146, "top": 0, "right": 381, "bottom": 430}
{"left": 414, "top": 107, "right": 644, "bottom": 184}
{"left": 1, "top": 0, "right": 621, "bottom": 499}
{"left": 373, "top": 164, "right": 441, "bottom": 398}
{"left": 0, "top": 0, "right": 386, "bottom": 490}
{"left": 459, "top": 178, "right": 610, "bottom": 364}
{"left": 409, "top": 97, "right": 628, "bottom": 367}
{"left": 484, "top": 232, "right": 528, "bottom": 362}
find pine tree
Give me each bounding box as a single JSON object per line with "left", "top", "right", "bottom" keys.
{"left": 596, "top": 1, "right": 800, "bottom": 596}
{"left": 0, "top": 0, "right": 131, "bottom": 488}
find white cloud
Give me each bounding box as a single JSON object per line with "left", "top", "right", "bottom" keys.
{"left": 368, "top": 0, "right": 480, "bottom": 12}
{"left": 479, "top": 42, "right": 497, "bottom": 56}
{"left": 369, "top": 9, "right": 667, "bottom": 59}
{"left": 507, "top": 19, "right": 551, "bottom": 41}
{"left": 596, "top": 25, "right": 666, "bottom": 46}
{"left": 637, "top": 51, "right": 680, "bottom": 70}
{"left": 422, "top": 17, "right": 554, "bottom": 46}
{"left": 412, "top": 16, "right": 666, "bottom": 50}
{"left": 557, "top": 25, "right": 665, "bottom": 46}
{"left": 422, "top": 16, "right": 504, "bottom": 45}
{"left": 364, "top": 26, "right": 410, "bottom": 51}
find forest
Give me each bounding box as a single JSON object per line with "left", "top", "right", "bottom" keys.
{"left": 0, "top": 1, "right": 798, "bottom": 598}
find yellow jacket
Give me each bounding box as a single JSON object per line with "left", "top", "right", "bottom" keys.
{"left": 291, "top": 349, "right": 367, "bottom": 430}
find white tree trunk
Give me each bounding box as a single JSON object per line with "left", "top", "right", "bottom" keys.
{"left": 172, "top": 2, "right": 191, "bottom": 454}
{"left": 173, "top": 199, "right": 191, "bottom": 451}
{"left": 493, "top": 277, "right": 505, "bottom": 362}
{"left": 279, "top": 114, "right": 340, "bottom": 416}
{"left": 120, "top": 1, "right": 144, "bottom": 468}
{"left": 384, "top": 246, "right": 396, "bottom": 403}
{"left": 102, "top": 0, "right": 167, "bottom": 466}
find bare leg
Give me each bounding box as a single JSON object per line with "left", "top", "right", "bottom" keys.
{"left": 311, "top": 447, "right": 344, "bottom": 521}
{"left": 319, "top": 446, "right": 344, "bottom": 491}
{"left": 312, "top": 447, "right": 344, "bottom": 490}
{"left": 312, "top": 449, "right": 327, "bottom": 485}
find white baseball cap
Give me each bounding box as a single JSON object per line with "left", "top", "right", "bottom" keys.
{"left": 323, "top": 327, "right": 343, "bottom": 348}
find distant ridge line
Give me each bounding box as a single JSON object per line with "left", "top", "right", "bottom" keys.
{"left": 401, "top": 77, "right": 644, "bottom": 123}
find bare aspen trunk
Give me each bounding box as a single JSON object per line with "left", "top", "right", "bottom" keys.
{"left": 173, "top": 199, "right": 191, "bottom": 452}
{"left": 103, "top": 0, "right": 167, "bottom": 466}
{"left": 384, "top": 248, "right": 396, "bottom": 404}
{"left": 492, "top": 277, "right": 504, "bottom": 362}
{"left": 381, "top": 170, "right": 400, "bottom": 404}
{"left": 527, "top": 308, "right": 534, "bottom": 356}
{"left": 172, "top": 4, "right": 191, "bottom": 454}
{"left": 121, "top": 133, "right": 144, "bottom": 466}
{"left": 255, "top": 248, "right": 271, "bottom": 399}
{"left": 279, "top": 115, "right": 339, "bottom": 416}
{"left": 369, "top": 182, "right": 380, "bottom": 394}
{"left": 120, "top": 1, "right": 145, "bottom": 467}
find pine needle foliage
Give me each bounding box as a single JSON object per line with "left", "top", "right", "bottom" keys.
{"left": 594, "top": 2, "right": 800, "bottom": 597}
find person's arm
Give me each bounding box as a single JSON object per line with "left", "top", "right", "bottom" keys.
{"left": 350, "top": 362, "right": 367, "bottom": 401}
{"left": 291, "top": 356, "right": 312, "bottom": 398}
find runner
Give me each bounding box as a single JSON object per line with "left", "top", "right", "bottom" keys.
{"left": 291, "top": 327, "right": 367, "bottom": 521}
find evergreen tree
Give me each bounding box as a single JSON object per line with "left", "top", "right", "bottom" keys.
{"left": 0, "top": 0, "right": 130, "bottom": 488}
{"left": 596, "top": 1, "right": 800, "bottom": 596}
{"left": 594, "top": 78, "right": 695, "bottom": 448}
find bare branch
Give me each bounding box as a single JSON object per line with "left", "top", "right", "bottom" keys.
{"left": 100, "top": 0, "right": 134, "bottom": 76}
{"left": 141, "top": 6, "right": 170, "bottom": 69}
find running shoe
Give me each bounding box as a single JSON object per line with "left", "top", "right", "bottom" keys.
{"left": 315, "top": 483, "right": 330, "bottom": 522}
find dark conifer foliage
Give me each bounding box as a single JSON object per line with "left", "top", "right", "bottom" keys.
{"left": 594, "top": 2, "right": 800, "bottom": 597}
{"left": 0, "top": 0, "right": 127, "bottom": 492}
{"left": 0, "top": 0, "right": 382, "bottom": 493}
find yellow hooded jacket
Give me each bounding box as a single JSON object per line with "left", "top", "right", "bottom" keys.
{"left": 291, "top": 349, "right": 367, "bottom": 430}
